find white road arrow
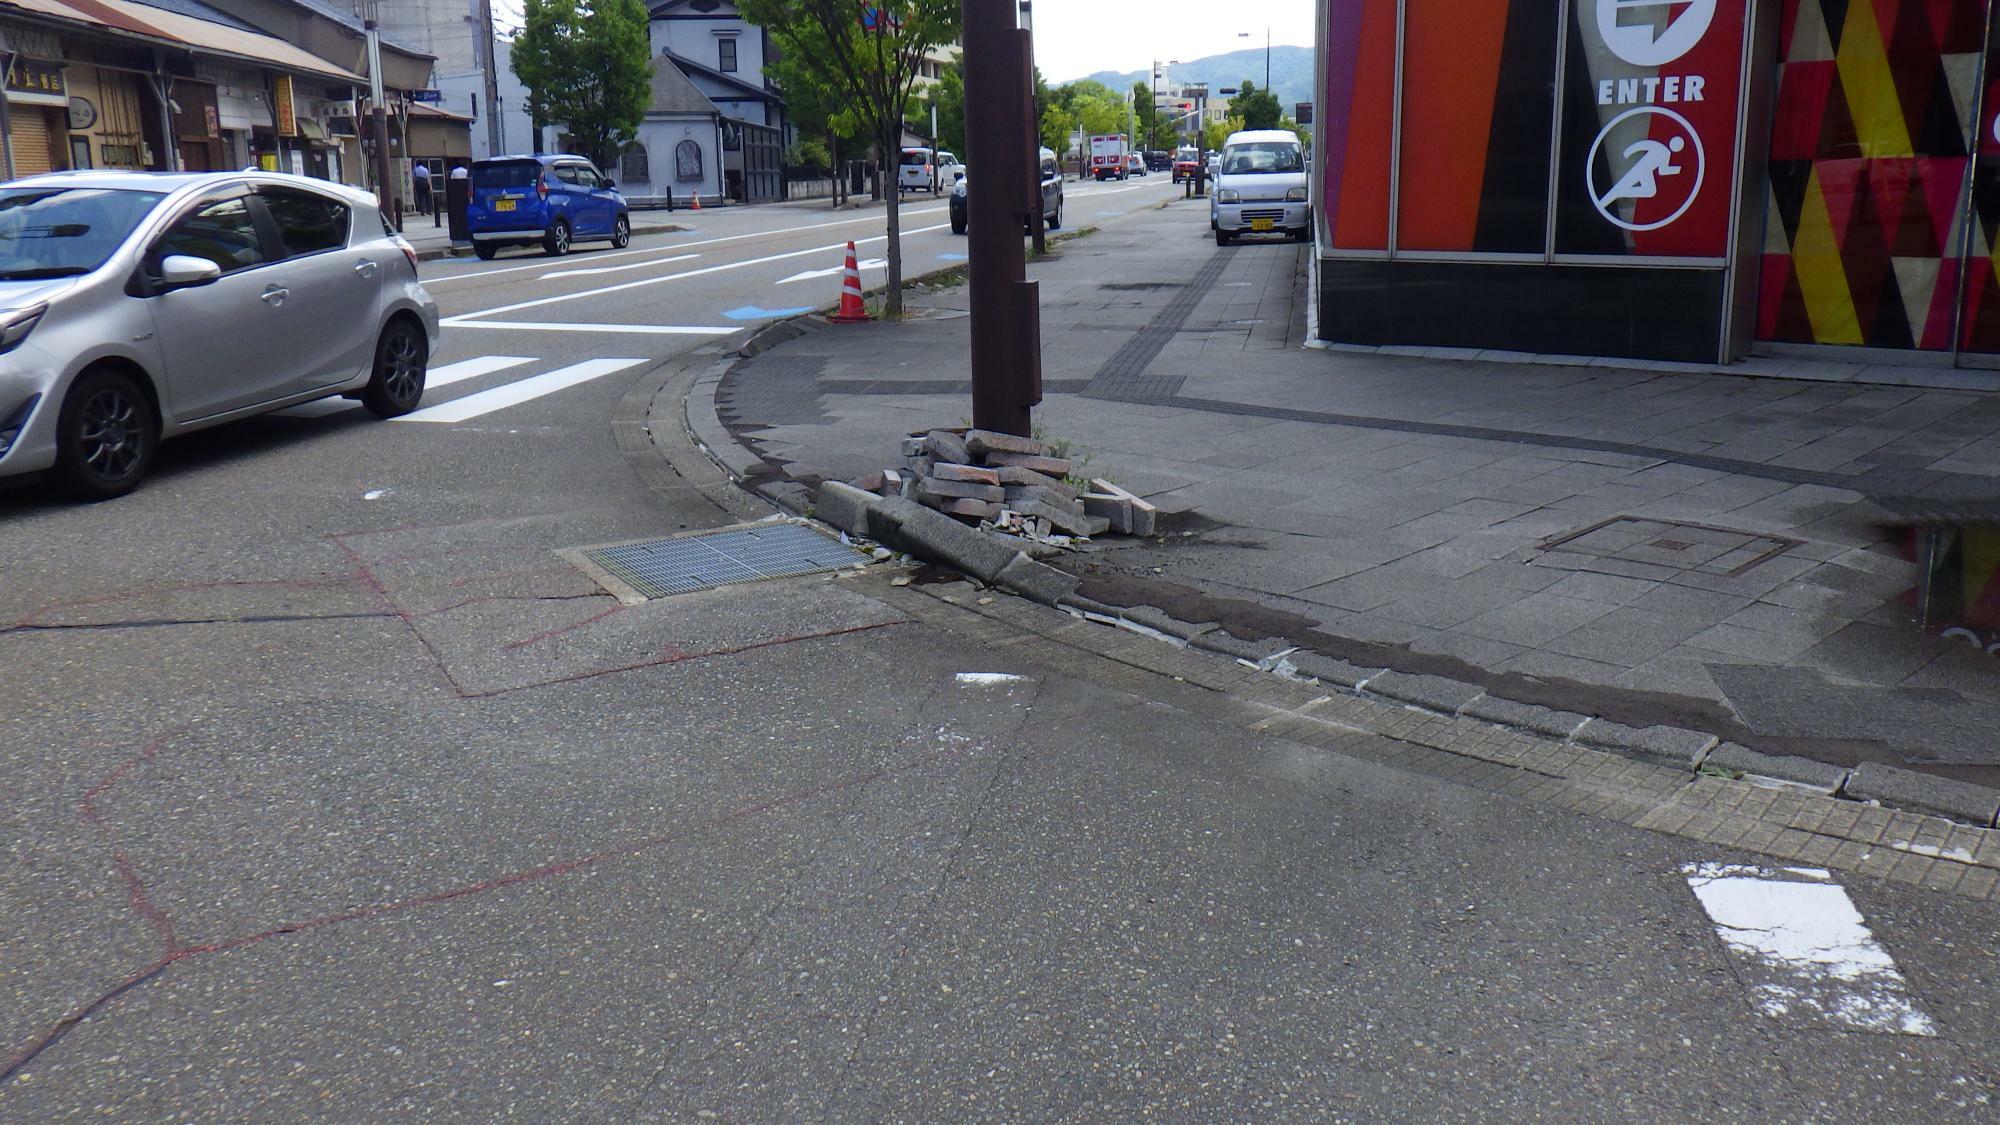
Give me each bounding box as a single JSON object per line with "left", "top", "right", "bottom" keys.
{"left": 777, "top": 258, "right": 887, "bottom": 285}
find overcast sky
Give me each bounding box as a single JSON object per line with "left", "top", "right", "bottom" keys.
{"left": 1030, "top": 0, "right": 1316, "bottom": 85}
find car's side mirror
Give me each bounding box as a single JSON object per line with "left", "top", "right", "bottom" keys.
{"left": 157, "top": 255, "right": 221, "bottom": 290}
{"left": 954, "top": 171, "right": 965, "bottom": 181}
{"left": 603, "top": 179, "right": 616, "bottom": 190}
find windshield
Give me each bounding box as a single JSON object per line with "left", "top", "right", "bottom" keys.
{"left": 0, "top": 187, "right": 164, "bottom": 280}
{"left": 901, "top": 150, "right": 931, "bottom": 166}
{"left": 472, "top": 162, "right": 540, "bottom": 190}
{"left": 1221, "top": 142, "right": 1304, "bottom": 176}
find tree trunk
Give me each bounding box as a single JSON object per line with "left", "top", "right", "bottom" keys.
{"left": 829, "top": 127, "right": 841, "bottom": 209}
{"left": 882, "top": 126, "right": 903, "bottom": 317}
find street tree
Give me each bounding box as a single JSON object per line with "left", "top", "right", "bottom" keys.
{"left": 766, "top": 46, "right": 873, "bottom": 208}
{"left": 510, "top": 0, "right": 652, "bottom": 168}
{"left": 737, "top": 0, "right": 961, "bottom": 317}
{"left": 925, "top": 63, "right": 967, "bottom": 156}
{"left": 1232, "top": 80, "right": 1283, "bottom": 131}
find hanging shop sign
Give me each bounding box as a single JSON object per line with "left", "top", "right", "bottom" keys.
{"left": 274, "top": 74, "right": 297, "bottom": 136}
{"left": 6, "top": 57, "right": 67, "bottom": 107}
{"left": 1556, "top": 0, "right": 1749, "bottom": 258}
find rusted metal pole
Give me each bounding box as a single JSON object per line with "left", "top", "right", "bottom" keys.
{"left": 961, "top": 0, "right": 1039, "bottom": 437}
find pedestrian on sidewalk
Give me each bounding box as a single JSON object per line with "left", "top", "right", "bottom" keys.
{"left": 413, "top": 160, "right": 432, "bottom": 213}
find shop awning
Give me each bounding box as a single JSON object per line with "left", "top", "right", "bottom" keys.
{"left": 296, "top": 117, "right": 327, "bottom": 143}
{"left": 0, "top": 0, "right": 366, "bottom": 84}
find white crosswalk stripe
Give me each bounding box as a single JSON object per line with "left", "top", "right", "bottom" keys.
{"left": 394, "top": 357, "right": 647, "bottom": 424}
{"left": 273, "top": 356, "right": 536, "bottom": 418}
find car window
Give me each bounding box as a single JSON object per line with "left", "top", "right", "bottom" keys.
{"left": 258, "top": 187, "right": 349, "bottom": 257}
{"left": 570, "top": 166, "right": 602, "bottom": 189}
{"left": 153, "top": 196, "right": 268, "bottom": 275}
{"left": 0, "top": 187, "right": 163, "bottom": 280}
{"left": 554, "top": 165, "right": 582, "bottom": 186}
{"left": 472, "top": 161, "right": 539, "bottom": 190}
{"left": 900, "top": 150, "right": 930, "bottom": 166}
{"left": 1221, "top": 142, "right": 1304, "bottom": 175}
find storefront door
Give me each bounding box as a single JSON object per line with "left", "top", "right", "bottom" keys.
{"left": 1755, "top": 0, "right": 2000, "bottom": 361}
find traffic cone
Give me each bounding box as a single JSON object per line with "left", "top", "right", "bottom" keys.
{"left": 691, "top": 190, "right": 702, "bottom": 210}
{"left": 829, "top": 241, "right": 871, "bottom": 323}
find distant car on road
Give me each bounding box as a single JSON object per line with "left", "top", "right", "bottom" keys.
{"left": 466, "top": 154, "right": 630, "bottom": 260}
{"left": 0, "top": 171, "right": 439, "bottom": 499}
{"left": 1172, "top": 150, "right": 1200, "bottom": 183}
{"left": 950, "top": 148, "right": 1065, "bottom": 235}
{"left": 1144, "top": 150, "right": 1172, "bottom": 172}
{"left": 1125, "top": 153, "right": 1148, "bottom": 177}
{"left": 898, "top": 147, "right": 945, "bottom": 195}
{"left": 1209, "top": 129, "right": 1310, "bottom": 245}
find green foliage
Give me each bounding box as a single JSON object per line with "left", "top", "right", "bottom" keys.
{"left": 1039, "top": 104, "right": 1074, "bottom": 157}
{"left": 510, "top": 0, "right": 652, "bottom": 167}
{"left": 1232, "top": 80, "right": 1283, "bottom": 131}
{"left": 1203, "top": 114, "right": 1244, "bottom": 152}
{"left": 925, "top": 64, "right": 966, "bottom": 156}
{"left": 785, "top": 138, "right": 830, "bottom": 171}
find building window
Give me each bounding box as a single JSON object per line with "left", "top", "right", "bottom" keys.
{"left": 718, "top": 37, "right": 737, "bottom": 73}
{"left": 675, "top": 139, "right": 703, "bottom": 182}
{"left": 621, "top": 143, "right": 648, "bottom": 183}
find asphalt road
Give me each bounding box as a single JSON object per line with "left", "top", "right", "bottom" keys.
{"left": 4, "top": 176, "right": 2000, "bottom": 1120}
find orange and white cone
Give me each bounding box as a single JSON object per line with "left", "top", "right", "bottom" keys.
{"left": 829, "top": 241, "right": 871, "bottom": 323}
{"left": 691, "top": 190, "right": 702, "bottom": 210}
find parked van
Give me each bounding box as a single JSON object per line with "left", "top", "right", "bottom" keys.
{"left": 898, "top": 148, "right": 942, "bottom": 195}
{"left": 1208, "top": 129, "right": 1307, "bottom": 245}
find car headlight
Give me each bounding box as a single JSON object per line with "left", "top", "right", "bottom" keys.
{"left": 1217, "top": 189, "right": 1240, "bottom": 203}
{"left": 1286, "top": 187, "right": 1308, "bottom": 202}
{"left": 0, "top": 304, "right": 46, "bottom": 355}
{"left": 953, "top": 183, "right": 967, "bottom": 198}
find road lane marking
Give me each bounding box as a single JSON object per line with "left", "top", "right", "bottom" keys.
{"left": 439, "top": 321, "right": 735, "bottom": 335}
{"left": 1683, "top": 863, "right": 1936, "bottom": 1036}
{"left": 448, "top": 224, "right": 951, "bottom": 322}
{"left": 395, "top": 358, "right": 647, "bottom": 423}
{"left": 421, "top": 208, "right": 952, "bottom": 285}
{"left": 540, "top": 253, "right": 698, "bottom": 280}
{"left": 778, "top": 258, "right": 886, "bottom": 285}
{"left": 272, "top": 356, "right": 536, "bottom": 417}
{"left": 722, "top": 305, "right": 815, "bottom": 320}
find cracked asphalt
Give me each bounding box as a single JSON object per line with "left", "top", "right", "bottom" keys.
{"left": 5, "top": 190, "right": 2000, "bottom": 1120}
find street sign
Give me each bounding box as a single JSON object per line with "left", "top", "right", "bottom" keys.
{"left": 410, "top": 89, "right": 443, "bottom": 103}
{"left": 1296, "top": 102, "right": 1313, "bottom": 125}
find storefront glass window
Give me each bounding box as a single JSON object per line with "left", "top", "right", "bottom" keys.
{"left": 1960, "top": 11, "right": 2000, "bottom": 355}
{"left": 1319, "top": 0, "right": 1396, "bottom": 250}
{"left": 1757, "top": 0, "right": 1985, "bottom": 350}
{"left": 1393, "top": 0, "right": 1558, "bottom": 254}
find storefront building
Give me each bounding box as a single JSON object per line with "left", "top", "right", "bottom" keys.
{"left": 1313, "top": 0, "right": 2000, "bottom": 369}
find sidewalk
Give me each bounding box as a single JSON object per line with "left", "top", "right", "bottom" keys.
{"left": 706, "top": 197, "right": 2000, "bottom": 785}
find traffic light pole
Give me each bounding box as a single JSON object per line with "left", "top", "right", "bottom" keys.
{"left": 961, "top": 0, "right": 1039, "bottom": 437}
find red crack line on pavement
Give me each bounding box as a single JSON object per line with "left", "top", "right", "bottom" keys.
{"left": 4, "top": 728, "right": 978, "bottom": 1088}
{"left": 501, "top": 604, "right": 631, "bottom": 650}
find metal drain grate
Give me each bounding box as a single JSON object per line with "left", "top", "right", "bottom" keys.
{"left": 572, "top": 523, "right": 866, "bottom": 601}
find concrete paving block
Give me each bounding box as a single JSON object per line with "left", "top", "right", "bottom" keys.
{"left": 1082, "top": 492, "right": 1134, "bottom": 533}
{"left": 813, "top": 481, "right": 881, "bottom": 536}
{"left": 917, "top": 477, "right": 1006, "bottom": 502}
{"left": 865, "top": 496, "right": 1018, "bottom": 582}
{"left": 1014, "top": 499, "right": 1109, "bottom": 537}
{"left": 1461, "top": 695, "right": 1590, "bottom": 739}
{"left": 1288, "top": 651, "right": 1388, "bottom": 690}
{"left": 966, "top": 429, "right": 1050, "bottom": 458}
{"left": 997, "top": 466, "right": 1079, "bottom": 498}
{"left": 1702, "top": 742, "right": 1849, "bottom": 795}
{"left": 985, "top": 451, "right": 1074, "bottom": 476}
{"left": 925, "top": 429, "right": 971, "bottom": 465}
{"left": 1846, "top": 762, "right": 2000, "bottom": 827}
{"left": 1127, "top": 495, "right": 1159, "bottom": 536}
{"left": 996, "top": 552, "right": 1081, "bottom": 606}
{"left": 1364, "top": 670, "right": 1486, "bottom": 714}
{"left": 1013, "top": 485, "right": 1086, "bottom": 511}
{"left": 1197, "top": 632, "right": 1296, "bottom": 662}
{"left": 1119, "top": 604, "right": 1217, "bottom": 641}
{"left": 938, "top": 498, "right": 1002, "bottom": 520}
{"left": 932, "top": 462, "right": 1002, "bottom": 485}
{"left": 1573, "top": 719, "right": 1717, "bottom": 771}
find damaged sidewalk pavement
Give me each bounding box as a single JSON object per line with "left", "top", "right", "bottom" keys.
{"left": 681, "top": 200, "right": 2000, "bottom": 837}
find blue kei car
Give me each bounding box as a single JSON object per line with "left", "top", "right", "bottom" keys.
{"left": 467, "top": 154, "right": 631, "bottom": 259}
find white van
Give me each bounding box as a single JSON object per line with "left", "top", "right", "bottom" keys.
{"left": 898, "top": 148, "right": 941, "bottom": 194}
{"left": 1209, "top": 129, "right": 1308, "bottom": 245}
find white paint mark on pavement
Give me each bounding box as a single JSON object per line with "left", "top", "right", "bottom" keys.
{"left": 272, "top": 356, "right": 537, "bottom": 418}
{"left": 438, "top": 321, "right": 735, "bottom": 336}
{"left": 777, "top": 258, "right": 887, "bottom": 285}
{"left": 539, "top": 253, "right": 698, "bottom": 280}
{"left": 956, "top": 672, "right": 1028, "bottom": 685}
{"left": 362, "top": 488, "right": 390, "bottom": 500}
{"left": 1683, "top": 863, "right": 1936, "bottom": 1036}
{"left": 395, "top": 358, "right": 646, "bottom": 423}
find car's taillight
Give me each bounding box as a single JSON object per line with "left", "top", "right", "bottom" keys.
{"left": 395, "top": 235, "right": 419, "bottom": 271}
{"left": 536, "top": 177, "right": 549, "bottom": 200}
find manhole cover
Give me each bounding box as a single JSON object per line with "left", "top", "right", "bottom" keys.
{"left": 564, "top": 522, "right": 867, "bottom": 602}
{"left": 1535, "top": 517, "right": 1800, "bottom": 578}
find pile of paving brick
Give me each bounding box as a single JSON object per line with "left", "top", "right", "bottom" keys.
{"left": 848, "top": 428, "right": 1156, "bottom": 541}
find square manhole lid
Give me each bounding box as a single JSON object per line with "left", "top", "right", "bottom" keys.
{"left": 1536, "top": 517, "right": 1801, "bottom": 577}
{"left": 563, "top": 522, "right": 868, "bottom": 602}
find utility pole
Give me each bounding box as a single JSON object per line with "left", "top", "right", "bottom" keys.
{"left": 366, "top": 8, "right": 397, "bottom": 228}
{"left": 476, "top": 0, "right": 502, "bottom": 157}
{"left": 961, "top": 0, "right": 1038, "bottom": 437}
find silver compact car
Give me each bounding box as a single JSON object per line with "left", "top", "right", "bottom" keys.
{"left": 0, "top": 171, "right": 439, "bottom": 500}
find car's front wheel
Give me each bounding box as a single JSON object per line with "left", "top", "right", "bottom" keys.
{"left": 544, "top": 219, "right": 571, "bottom": 257}
{"left": 611, "top": 214, "right": 631, "bottom": 249}
{"left": 53, "top": 367, "right": 156, "bottom": 501}
{"left": 474, "top": 242, "right": 498, "bottom": 260}
{"left": 951, "top": 215, "right": 967, "bottom": 235}
{"left": 1215, "top": 229, "right": 1234, "bottom": 246}
{"left": 1048, "top": 202, "right": 1062, "bottom": 231}
{"left": 361, "top": 318, "right": 428, "bottom": 418}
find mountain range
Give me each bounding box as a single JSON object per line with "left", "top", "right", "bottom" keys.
{"left": 1062, "top": 46, "right": 1316, "bottom": 118}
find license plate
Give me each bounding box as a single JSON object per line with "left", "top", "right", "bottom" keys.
{"left": 494, "top": 198, "right": 516, "bottom": 212}
{"left": 1251, "top": 218, "right": 1274, "bottom": 232}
